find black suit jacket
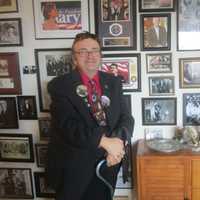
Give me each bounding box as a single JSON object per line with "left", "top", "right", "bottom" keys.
{"left": 46, "top": 70, "right": 134, "bottom": 200}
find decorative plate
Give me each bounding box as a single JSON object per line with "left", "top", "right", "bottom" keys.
{"left": 146, "top": 138, "right": 182, "bottom": 153}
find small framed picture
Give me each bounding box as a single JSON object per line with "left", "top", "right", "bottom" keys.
{"left": 142, "top": 97, "right": 177, "bottom": 125}
{"left": 0, "top": 18, "right": 23, "bottom": 47}
{"left": 0, "top": 52, "right": 22, "bottom": 94}
{"left": 146, "top": 53, "right": 172, "bottom": 73}
{"left": 0, "top": 0, "right": 18, "bottom": 13}
{"left": 17, "top": 96, "right": 38, "bottom": 120}
{"left": 34, "top": 172, "right": 55, "bottom": 198}
{"left": 179, "top": 57, "right": 200, "bottom": 88}
{"left": 94, "top": 0, "right": 137, "bottom": 51}
{"left": 139, "top": 0, "right": 175, "bottom": 12}
{"left": 149, "top": 76, "right": 175, "bottom": 96}
{"left": 101, "top": 53, "right": 141, "bottom": 92}
{"left": 33, "top": 0, "right": 90, "bottom": 39}
{"left": 38, "top": 117, "right": 51, "bottom": 141}
{"left": 141, "top": 13, "right": 171, "bottom": 51}
{"left": 35, "top": 144, "right": 48, "bottom": 167}
{"left": 177, "top": 0, "right": 200, "bottom": 50}
{"left": 35, "top": 48, "right": 72, "bottom": 111}
{"left": 183, "top": 93, "right": 200, "bottom": 125}
{"left": 0, "top": 133, "right": 34, "bottom": 162}
{"left": 0, "top": 168, "right": 34, "bottom": 199}
{"left": 0, "top": 97, "right": 18, "bottom": 129}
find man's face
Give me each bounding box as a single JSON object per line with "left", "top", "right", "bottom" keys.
{"left": 152, "top": 17, "right": 160, "bottom": 27}
{"left": 72, "top": 38, "right": 101, "bottom": 76}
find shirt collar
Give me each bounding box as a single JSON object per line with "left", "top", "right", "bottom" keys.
{"left": 80, "top": 71, "right": 100, "bottom": 85}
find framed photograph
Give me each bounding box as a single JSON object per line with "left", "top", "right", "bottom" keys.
{"left": 0, "top": 97, "right": 18, "bottom": 129}
{"left": 142, "top": 97, "right": 177, "bottom": 125}
{"left": 179, "top": 57, "right": 200, "bottom": 88}
{"left": 94, "top": 0, "right": 137, "bottom": 50}
{"left": 0, "top": 168, "right": 34, "bottom": 199}
{"left": 17, "top": 96, "right": 38, "bottom": 120}
{"left": 149, "top": 76, "right": 175, "bottom": 96}
{"left": 183, "top": 93, "right": 200, "bottom": 125}
{"left": 101, "top": 53, "right": 141, "bottom": 92}
{"left": 0, "top": 18, "right": 23, "bottom": 47}
{"left": 177, "top": 0, "right": 200, "bottom": 50}
{"left": 38, "top": 117, "right": 51, "bottom": 141}
{"left": 0, "top": 52, "right": 22, "bottom": 94}
{"left": 139, "top": 0, "right": 175, "bottom": 12}
{"left": 35, "top": 48, "right": 72, "bottom": 111}
{"left": 0, "top": 0, "right": 18, "bottom": 13}
{"left": 146, "top": 53, "right": 172, "bottom": 73}
{"left": 0, "top": 133, "right": 34, "bottom": 162}
{"left": 34, "top": 172, "right": 55, "bottom": 198}
{"left": 33, "top": 0, "right": 90, "bottom": 39}
{"left": 35, "top": 144, "right": 48, "bottom": 167}
{"left": 141, "top": 13, "right": 171, "bottom": 51}
{"left": 113, "top": 196, "right": 129, "bottom": 200}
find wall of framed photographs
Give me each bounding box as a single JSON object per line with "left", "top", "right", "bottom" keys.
{"left": 0, "top": 0, "right": 200, "bottom": 199}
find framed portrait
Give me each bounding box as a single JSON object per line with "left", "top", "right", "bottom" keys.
{"left": 139, "top": 0, "right": 175, "bottom": 12}
{"left": 0, "top": 0, "right": 18, "bottom": 13}
{"left": 140, "top": 13, "right": 171, "bottom": 51}
{"left": 34, "top": 172, "right": 55, "bottom": 198}
{"left": 0, "top": 133, "right": 34, "bottom": 162}
{"left": 38, "top": 117, "right": 51, "bottom": 141}
{"left": 0, "top": 168, "right": 34, "bottom": 199}
{"left": 149, "top": 76, "right": 175, "bottom": 96}
{"left": 0, "top": 97, "right": 18, "bottom": 129}
{"left": 35, "top": 144, "right": 48, "bottom": 167}
{"left": 35, "top": 48, "right": 72, "bottom": 112}
{"left": 177, "top": 0, "right": 200, "bottom": 50}
{"left": 101, "top": 53, "right": 141, "bottom": 92}
{"left": 142, "top": 97, "right": 177, "bottom": 125}
{"left": 17, "top": 96, "right": 38, "bottom": 120}
{"left": 183, "top": 93, "right": 200, "bottom": 125}
{"left": 0, "top": 18, "right": 23, "bottom": 47}
{"left": 0, "top": 52, "right": 22, "bottom": 94}
{"left": 94, "top": 0, "right": 137, "bottom": 51}
{"left": 179, "top": 57, "right": 200, "bottom": 88}
{"left": 113, "top": 196, "right": 129, "bottom": 200}
{"left": 33, "top": 0, "right": 90, "bottom": 39}
{"left": 146, "top": 53, "right": 172, "bottom": 73}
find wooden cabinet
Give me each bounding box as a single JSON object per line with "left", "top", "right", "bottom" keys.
{"left": 136, "top": 140, "right": 200, "bottom": 200}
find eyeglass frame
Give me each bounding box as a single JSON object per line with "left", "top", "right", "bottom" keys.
{"left": 73, "top": 49, "right": 101, "bottom": 57}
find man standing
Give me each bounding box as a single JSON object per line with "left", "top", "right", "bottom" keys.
{"left": 46, "top": 32, "right": 134, "bottom": 200}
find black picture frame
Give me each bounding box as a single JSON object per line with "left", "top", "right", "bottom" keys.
{"left": 177, "top": 0, "right": 200, "bottom": 51}
{"left": 0, "top": 168, "right": 34, "bottom": 199}
{"left": 183, "top": 93, "right": 200, "bottom": 126}
{"left": 38, "top": 117, "right": 51, "bottom": 141}
{"left": 0, "top": 18, "right": 23, "bottom": 47}
{"left": 35, "top": 143, "right": 48, "bottom": 167}
{"left": 101, "top": 53, "right": 141, "bottom": 92}
{"left": 17, "top": 96, "right": 38, "bottom": 120}
{"left": 0, "top": 97, "right": 18, "bottom": 129}
{"left": 35, "top": 48, "right": 72, "bottom": 112}
{"left": 139, "top": 0, "right": 175, "bottom": 12}
{"left": 0, "top": 133, "right": 34, "bottom": 162}
{"left": 142, "top": 97, "right": 177, "bottom": 125}
{"left": 0, "top": 0, "right": 18, "bottom": 13}
{"left": 94, "top": 0, "right": 137, "bottom": 51}
{"left": 34, "top": 172, "right": 55, "bottom": 198}
{"left": 140, "top": 13, "right": 171, "bottom": 51}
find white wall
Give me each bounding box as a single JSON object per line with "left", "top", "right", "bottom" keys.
{"left": 0, "top": 0, "right": 200, "bottom": 199}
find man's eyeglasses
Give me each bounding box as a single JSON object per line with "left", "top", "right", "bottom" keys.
{"left": 73, "top": 49, "right": 101, "bottom": 57}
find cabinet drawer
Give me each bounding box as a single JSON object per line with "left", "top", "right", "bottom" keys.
{"left": 192, "top": 160, "right": 200, "bottom": 188}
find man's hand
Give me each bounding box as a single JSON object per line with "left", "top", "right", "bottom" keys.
{"left": 106, "top": 153, "right": 122, "bottom": 167}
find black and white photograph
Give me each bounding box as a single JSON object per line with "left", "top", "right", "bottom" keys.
{"left": 0, "top": 168, "right": 34, "bottom": 199}
{"left": 0, "top": 97, "right": 18, "bottom": 129}
{"left": 38, "top": 117, "right": 51, "bottom": 140}
{"left": 17, "top": 96, "right": 38, "bottom": 120}
{"left": 142, "top": 97, "right": 177, "bottom": 125}
{"left": 23, "top": 65, "right": 37, "bottom": 74}
{"left": 35, "top": 144, "right": 48, "bottom": 167}
{"left": 0, "top": 133, "right": 34, "bottom": 162}
{"left": 146, "top": 53, "right": 172, "bottom": 73}
{"left": 35, "top": 48, "right": 72, "bottom": 111}
{"left": 183, "top": 93, "right": 200, "bottom": 125}
{"left": 149, "top": 76, "right": 175, "bottom": 96}
{"left": 0, "top": 18, "right": 22, "bottom": 46}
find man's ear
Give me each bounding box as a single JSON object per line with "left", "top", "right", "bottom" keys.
{"left": 71, "top": 54, "right": 77, "bottom": 69}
